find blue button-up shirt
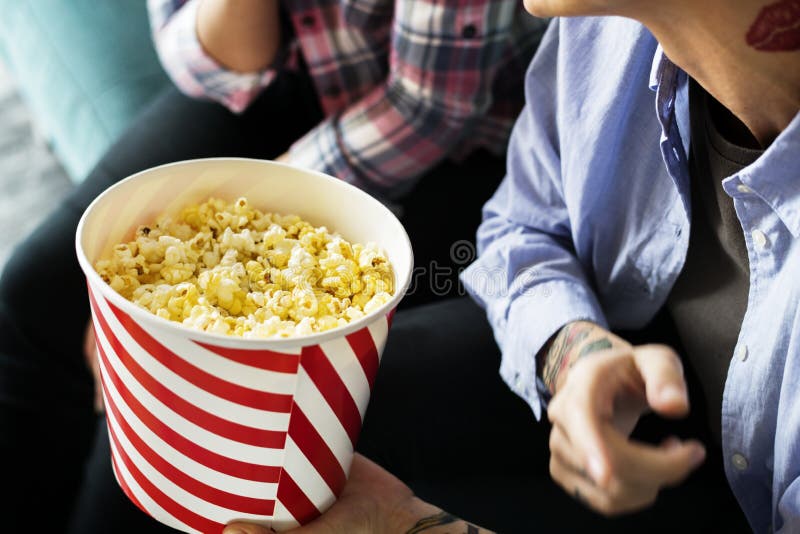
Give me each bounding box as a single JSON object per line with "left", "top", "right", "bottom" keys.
{"left": 462, "top": 16, "right": 800, "bottom": 532}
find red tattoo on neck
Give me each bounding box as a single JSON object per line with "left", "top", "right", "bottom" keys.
{"left": 746, "top": 0, "right": 800, "bottom": 51}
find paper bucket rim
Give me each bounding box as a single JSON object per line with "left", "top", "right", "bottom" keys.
{"left": 75, "top": 157, "right": 414, "bottom": 349}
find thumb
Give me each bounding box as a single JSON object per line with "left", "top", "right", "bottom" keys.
{"left": 632, "top": 344, "right": 689, "bottom": 418}
{"left": 614, "top": 431, "right": 707, "bottom": 487}
{"left": 223, "top": 523, "right": 275, "bottom": 534}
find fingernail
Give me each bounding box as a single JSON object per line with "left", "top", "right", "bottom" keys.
{"left": 691, "top": 445, "right": 706, "bottom": 466}
{"left": 587, "top": 455, "right": 604, "bottom": 481}
{"left": 660, "top": 385, "right": 687, "bottom": 405}
{"left": 663, "top": 436, "right": 681, "bottom": 450}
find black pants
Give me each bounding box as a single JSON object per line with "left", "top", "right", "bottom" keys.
{"left": 0, "top": 71, "right": 748, "bottom": 532}
{"left": 359, "top": 299, "right": 751, "bottom": 533}
{"left": 0, "top": 70, "right": 496, "bottom": 532}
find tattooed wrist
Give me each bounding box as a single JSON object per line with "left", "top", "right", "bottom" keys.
{"left": 405, "top": 511, "right": 485, "bottom": 534}
{"left": 577, "top": 338, "right": 613, "bottom": 358}
{"left": 540, "top": 321, "right": 614, "bottom": 395}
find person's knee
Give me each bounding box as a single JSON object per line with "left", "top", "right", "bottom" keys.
{"left": 0, "top": 205, "right": 90, "bottom": 357}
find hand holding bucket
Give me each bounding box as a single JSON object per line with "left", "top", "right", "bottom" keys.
{"left": 76, "top": 158, "right": 413, "bottom": 532}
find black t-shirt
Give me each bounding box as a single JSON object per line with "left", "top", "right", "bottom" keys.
{"left": 666, "top": 79, "right": 763, "bottom": 445}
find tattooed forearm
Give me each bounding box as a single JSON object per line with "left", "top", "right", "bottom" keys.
{"left": 541, "top": 322, "right": 592, "bottom": 394}
{"left": 405, "top": 511, "right": 483, "bottom": 533}
{"left": 541, "top": 322, "right": 617, "bottom": 395}
{"left": 575, "top": 338, "right": 612, "bottom": 360}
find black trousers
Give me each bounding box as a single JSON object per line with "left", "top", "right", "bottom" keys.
{"left": 0, "top": 70, "right": 748, "bottom": 533}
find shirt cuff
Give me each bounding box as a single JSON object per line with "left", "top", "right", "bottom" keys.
{"left": 287, "top": 119, "right": 408, "bottom": 215}
{"left": 288, "top": 118, "right": 363, "bottom": 186}
{"left": 495, "top": 280, "right": 608, "bottom": 420}
{"left": 154, "top": 0, "right": 280, "bottom": 113}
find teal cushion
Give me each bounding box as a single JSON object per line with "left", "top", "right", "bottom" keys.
{"left": 0, "top": 0, "right": 170, "bottom": 182}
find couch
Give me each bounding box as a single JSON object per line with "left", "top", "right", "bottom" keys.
{"left": 0, "top": 0, "right": 170, "bottom": 183}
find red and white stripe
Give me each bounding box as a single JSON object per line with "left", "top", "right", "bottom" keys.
{"left": 88, "top": 282, "right": 390, "bottom": 532}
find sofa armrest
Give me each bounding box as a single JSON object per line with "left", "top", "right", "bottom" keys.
{"left": 0, "top": 0, "right": 170, "bottom": 183}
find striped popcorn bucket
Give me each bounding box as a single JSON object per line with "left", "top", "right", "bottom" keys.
{"left": 75, "top": 158, "right": 413, "bottom": 533}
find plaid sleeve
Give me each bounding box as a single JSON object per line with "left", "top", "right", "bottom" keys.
{"left": 147, "top": 0, "right": 279, "bottom": 113}
{"left": 288, "top": 0, "right": 523, "bottom": 194}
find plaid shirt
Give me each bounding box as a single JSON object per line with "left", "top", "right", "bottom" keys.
{"left": 148, "top": 0, "right": 546, "bottom": 195}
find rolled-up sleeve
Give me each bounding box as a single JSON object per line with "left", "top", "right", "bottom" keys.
{"left": 147, "top": 0, "right": 281, "bottom": 113}
{"left": 461, "top": 19, "right": 607, "bottom": 419}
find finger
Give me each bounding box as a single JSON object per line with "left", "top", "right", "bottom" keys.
{"left": 659, "top": 435, "right": 682, "bottom": 450}
{"left": 549, "top": 452, "right": 637, "bottom": 517}
{"left": 548, "top": 392, "right": 609, "bottom": 484}
{"left": 548, "top": 424, "right": 591, "bottom": 480}
{"left": 94, "top": 383, "right": 105, "bottom": 413}
{"left": 551, "top": 436, "right": 673, "bottom": 517}
{"left": 609, "top": 431, "right": 706, "bottom": 487}
{"left": 632, "top": 345, "right": 689, "bottom": 418}
{"left": 83, "top": 321, "right": 96, "bottom": 364}
{"left": 223, "top": 522, "right": 274, "bottom": 534}
{"left": 552, "top": 353, "right": 638, "bottom": 486}
{"left": 84, "top": 323, "right": 101, "bottom": 381}
{"left": 83, "top": 321, "right": 105, "bottom": 412}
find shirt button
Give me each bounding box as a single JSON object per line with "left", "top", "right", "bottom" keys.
{"left": 732, "top": 453, "right": 749, "bottom": 471}
{"left": 462, "top": 24, "right": 477, "bottom": 39}
{"left": 737, "top": 184, "right": 753, "bottom": 194}
{"left": 324, "top": 85, "right": 341, "bottom": 97}
{"left": 751, "top": 229, "right": 768, "bottom": 250}
{"left": 735, "top": 345, "right": 748, "bottom": 362}
{"left": 301, "top": 14, "right": 316, "bottom": 27}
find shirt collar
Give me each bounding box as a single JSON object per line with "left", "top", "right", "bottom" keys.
{"left": 648, "top": 44, "right": 666, "bottom": 92}
{"left": 650, "top": 43, "right": 800, "bottom": 237}
{"left": 737, "top": 110, "right": 800, "bottom": 237}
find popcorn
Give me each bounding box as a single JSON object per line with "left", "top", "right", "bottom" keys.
{"left": 95, "top": 197, "right": 395, "bottom": 338}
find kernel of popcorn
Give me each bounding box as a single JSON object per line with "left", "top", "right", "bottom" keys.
{"left": 357, "top": 245, "right": 383, "bottom": 270}
{"left": 202, "top": 249, "right": 220, "bottom": 268}
{"left": 109, "top": 274, "right": 140, "bottom": 298}
{"left": 219, "top": 248, "right": 239, "bottom": 267}
{"left": 288, "top": 247, "right": 316, "bottom": 271}
{"left": 158, "top": 235, "right": 182, "bottom": 250}
{"left": 267, "top": 238, "right": 296, "bottom": 268}
{"left": 288, "top": 289, "right": 318, "bottom": 320}
{"left": 312, "top": 316, "right": 333, "bottom": 331}
{"left": 326, "top": 237, "right": 354, "bottom": 260}
{"left": 171, "top": 223, "right": 195, "bottom": 241}
{"left": 219, "top": 227, "right": 256, "bottom": 255}
{"left": 138, "top": 239, "right": 164, "bottom": 263}
{"left": 344, "top": 306, "right": 365, "bottom": 321}
{"left": 95, "top": 196, "right": 395, "bottom": 338}
{"left": 295, "top": 317, "right": 315, "bottom": 336}
{"left": 321, "top": 275, "right": 352, "bottom": 299}
{"left": 299, "top": 226, "right": 330, "bottom": 253}
{"left": 261, "top": 224, "right": 287, "bottom": 247}
{"left": 364, "top": 291, "right": 391, "bottom": 314}
{"left": 351, "top": 292, "right": 370, "bottom": 309}
{"left": 209, "top": 317, "right": 231, "bottom": 335}
{"left": 161, "top": 263, "right": 194, "bottom": 284}
{"left": 114, "top": 242, "right": 136, "bottom": 258}
{"left": 233, "top": 197, "right": 249, "bottom": 214}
